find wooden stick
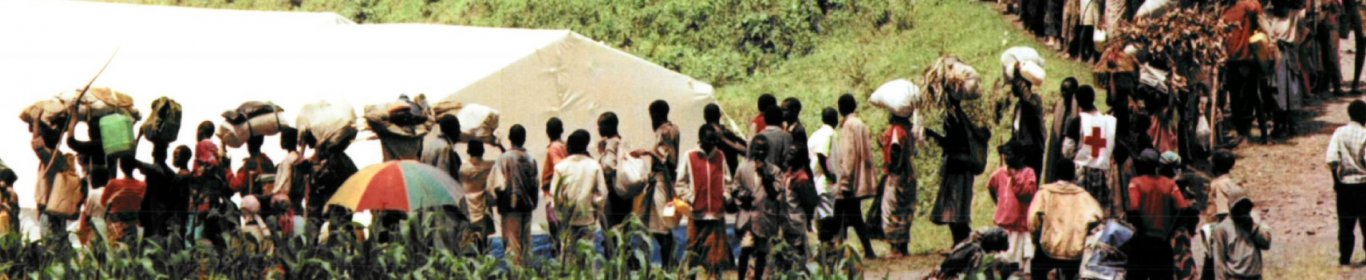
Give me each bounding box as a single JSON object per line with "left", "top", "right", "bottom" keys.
{"left": 48, "top": 48, "right": 119, "bottom": 165}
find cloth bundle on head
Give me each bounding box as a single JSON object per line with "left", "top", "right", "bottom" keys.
{"left": 62, "top": 87, "right": 140, "bottom": 122}
{"left": 429, "top": 100, "right": 500, "bottom": 144}
{"left": 19, "top": 98, "right": 69, "bottom": 132}
{"left": 870, "top": 79, "right": 923, "bottom": 117}
{"left": 297, "top": 100, "right": 358, "bottom": 152}
{"left": 1001, "top": 46, "right": 1045, "bottom": 81}
{"left": 924, "top": 55, "right": 983, "bottom": 102}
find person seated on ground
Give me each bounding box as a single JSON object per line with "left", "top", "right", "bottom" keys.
{"left": 927, "top": 227, "right": 1011, "bottom": 280}
{"left": 1209, "top": 187, "right": 1272, "bottom": 280}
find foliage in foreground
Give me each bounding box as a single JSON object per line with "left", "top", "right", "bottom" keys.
{"left": 0, "top": 214, "right": 866, "bottom": 279}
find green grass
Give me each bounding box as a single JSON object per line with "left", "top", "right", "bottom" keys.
{"left": 104, "top": 0, "right": 1102, "bottom": 273}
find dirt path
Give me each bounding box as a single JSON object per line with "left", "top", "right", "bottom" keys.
{"left": 1227, "top": 94, "right": 1366, "bottom": 278}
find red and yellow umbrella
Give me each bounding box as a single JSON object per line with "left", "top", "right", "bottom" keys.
{"left": 326, "top": 160, "right": 463, "bottom": 212}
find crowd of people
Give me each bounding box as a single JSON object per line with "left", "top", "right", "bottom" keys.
{"left": 23, "top": 1, "right": 1366, "bottom": 278}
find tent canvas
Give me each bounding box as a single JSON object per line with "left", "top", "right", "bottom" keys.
{"left": 0, "top": 2, "right": 715, "bottom": 238}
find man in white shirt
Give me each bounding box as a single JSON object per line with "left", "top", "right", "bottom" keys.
{"left": 808, "top": 108, "right": 839, "bottom": 223}
{"left": 1326, "top": 100, "right": 1366, "bottom": 265}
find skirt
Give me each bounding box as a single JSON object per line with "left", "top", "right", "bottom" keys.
{"left": 998, "top": 230, "right": 1035, "bottom": 269}
{"left": 933, "top": 171, "right": 976, "bottom": 225}
{"left": 881, "top": 175, "right": 917, "bottom": 242}
{"left": 687, "top": 219, "right": 733, "bottom": 269}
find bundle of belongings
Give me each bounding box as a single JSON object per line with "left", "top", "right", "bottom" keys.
{"left": 141, "top": 97, "right": 182, "bottom": 143}
{"left": 63, "top": 87, "right": 141, "bottom": 124}
{"left": 297, "top": 100, "right": 358, "bottom": 153}
{"left": 431, "top": 99, "right": 501, "bottom": 144}
{"left": 1001, "top": 46, "right": 1045, "bottom": 83}
{"left": 20, "top": 98, "right": 70, "bottom": 136}
{"left": 365, "top": 95, "right": 433, "bottom": 161}
{"left": 1079, "top": 219, "right": 1135, "bottom": 280}
{"left": 219, "top": 101, "right": 287, "bottom": 148}
{"left": 925, "top": 55, "right": 984, "bottom": 102}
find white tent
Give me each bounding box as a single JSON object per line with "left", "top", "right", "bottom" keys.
{"left": 0, "top": 1, "right": 715, "bottom": 237}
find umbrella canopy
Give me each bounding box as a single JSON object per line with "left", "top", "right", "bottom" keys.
{"left": 327, "top": 160, "right": 464, "bottom": 212}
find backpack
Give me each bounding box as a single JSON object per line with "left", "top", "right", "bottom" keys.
{"left": 39, "top": 153, "right": 83, "bottom": 218}
{"left": 142, "top": 97, "right": 182, "bottom": 143}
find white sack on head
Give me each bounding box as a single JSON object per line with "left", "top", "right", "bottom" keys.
{"left": 454, "top": 104, "right": 500, "bottom": 144}
{"left": 1020, "top": 62, "right": 1046, "bottom": 86}
{"left": 870, "top": 79, "right": 923, "bottom": 117}
{"left": 925, "top": 56, "right": 983, "bottom": 102}
{"left": 297, "top": 100, "right": 357, "bottom": 149}
{"left": 1001, "top": 46, "right": 1044, "bottom": 80}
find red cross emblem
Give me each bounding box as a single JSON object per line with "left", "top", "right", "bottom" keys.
{"left": 1083, "top": 126, "right": 1107, "bottom": 158}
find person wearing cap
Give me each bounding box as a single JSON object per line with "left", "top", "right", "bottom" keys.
{"left": 1125, "top": 149, "right": 1190, "bottom": 280}
{"left": 1157, "top": 151, "right": 1205, "bottom": 280}
{"left": 1327, "top": 99, "right": 1366, "bottom": 265}
{"left": 1209, "top": 188, "right": 1272, "bottom": 280}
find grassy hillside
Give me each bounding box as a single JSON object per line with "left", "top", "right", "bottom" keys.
{"left": 110, "top": 0, "right": 1099, "bottom": 271}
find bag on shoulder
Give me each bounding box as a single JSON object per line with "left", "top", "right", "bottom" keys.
{"left": 40, "top": 154, "right": 83, "bottom": 218}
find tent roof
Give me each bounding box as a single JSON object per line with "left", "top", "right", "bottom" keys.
{"left": 0, "top": 2, "right": 716, "bottom": 218}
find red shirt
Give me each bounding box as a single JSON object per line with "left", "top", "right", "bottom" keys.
{"left": 988, "top": 166, "right": 1037, "bottom": 232}
{"left": 1128, "top": 175, "right": 1190, "bottom": 239}
{"left": 751, "top": 115, "right": 766, "bottom": 135}
{"left": 103, "top": 178, "right": 147, "bottom": 217}
{"left": 880, "top": 124, "right": 910, "bottom": 173}
{"left": 1221, "top": 0, "right": 1263, "bottom": 61}
{"left": 542, "top": 141, "right": 569, "bottom": 188}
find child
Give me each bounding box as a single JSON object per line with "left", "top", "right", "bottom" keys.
{"left": 986, "top": 143, "right": 1037, "bottom": 278}
{"left": 1209, "top": 188, "right": 1272, "bottom": 280}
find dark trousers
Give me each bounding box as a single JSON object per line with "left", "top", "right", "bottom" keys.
{"left": 949, "top": 223, "right": 972, "bottom": 246}
{"left": 653, "top": 232, "right": 675, "bottom": 268}
{"left": 1127, "top": 235, "right": 1176, "bottom": 280}
{"left": 832, "top": 198, "right": 877, "bottom": 258}
{"left": 1071, "top": 25, "right": 1097, "bottom": 61}
{"left": 738, "top": 237, "right": 771, "bottom": 280}
{"left": 1225, "top": 61, "right": 1266, "bottom": 138}
{"left": 1031, "top": 247, "right": 1080, "bottom": 280}
{"left": 1338, "top": 183, "right": 1366, "bottom": 264}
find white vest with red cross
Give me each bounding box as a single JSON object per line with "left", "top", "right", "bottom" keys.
{"left": 1073, "top": 111, "right": 1116, "bottom": 169}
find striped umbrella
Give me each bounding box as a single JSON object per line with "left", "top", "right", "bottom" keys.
{"left": 326, "top": 160, "right": 464, "bottom": 212}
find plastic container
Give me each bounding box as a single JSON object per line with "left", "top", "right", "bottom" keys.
{"left": 100, "top": 113, "right": 135, "bottom": 158}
